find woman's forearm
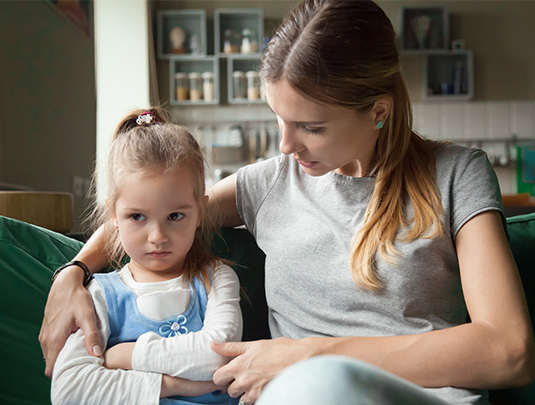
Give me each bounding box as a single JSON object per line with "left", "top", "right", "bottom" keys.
{"left": 74, "top": 225, "right": 108, "bottom": 274}
{"left": 40, "top": 224, "right": 110, "bottom": 377}
{"left": 308, "top": 319, "right": 534, "bottom": 389}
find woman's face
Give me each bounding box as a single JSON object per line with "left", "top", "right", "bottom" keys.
{"left": 265, "top": 80, "right": 383, "bottom": 178}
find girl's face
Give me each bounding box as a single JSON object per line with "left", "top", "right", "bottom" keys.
{"left": 265, "top": 80, "right": 386, "bottom": 178}
{"left": 111, "top": 168, "right": 201, "bottom": 283}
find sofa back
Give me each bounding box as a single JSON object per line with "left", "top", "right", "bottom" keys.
{"left": 0, "top": 213, "right": 533, "bottom": 404}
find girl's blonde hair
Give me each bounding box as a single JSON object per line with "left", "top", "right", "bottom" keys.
{"left": 262, "top": 0, "right": 444, "bottom": 291}
{"left": 88, "top": 107, "right": 217, "bottom": 286}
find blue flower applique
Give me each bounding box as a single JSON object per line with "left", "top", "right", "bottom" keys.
{"left": 159, "top": 314, "right": 189, "bottom": 337}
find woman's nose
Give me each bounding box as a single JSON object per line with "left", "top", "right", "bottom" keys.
{"left": 278, "top": 120, "right": 303, "bottom": 156}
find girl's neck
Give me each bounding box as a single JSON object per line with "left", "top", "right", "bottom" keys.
{"left": 127, "top": 261, "right": 185, "bottom": 283}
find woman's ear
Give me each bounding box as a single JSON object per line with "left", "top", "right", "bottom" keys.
{"left": 372, "top": 95, "right": 393, "bottom": 126}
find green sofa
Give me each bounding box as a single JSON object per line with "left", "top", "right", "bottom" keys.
{"left": 0, "top": 213, "right": 533, "bottom": 404}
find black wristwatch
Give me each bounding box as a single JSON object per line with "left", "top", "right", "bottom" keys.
{"left": 51, "top": 260, "right": 92, "bottom": 287}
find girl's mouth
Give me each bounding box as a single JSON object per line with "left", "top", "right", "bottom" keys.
{"left": 148, "top": 251, "right": 171, "bottom": 258}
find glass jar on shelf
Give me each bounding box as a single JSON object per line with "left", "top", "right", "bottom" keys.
{"left": 241, "top": 28, "right": 257, "bottom": 54}
{"left": 188, "top": 72, "right": 203, "bottom": 102}
{"left": 233, "top": 71, "right": 247, "bottom": 100}
{"left": 223, "top": 29, "right": 241, "bottom": 54}
{"left": 246, "top": 71, "right": 261, "bottom": 101}
{"left": 202, "top": 71, "right": 214, "bottom": 102}
{"left": 174, "top": 72, "right": 188, "bottom": 101}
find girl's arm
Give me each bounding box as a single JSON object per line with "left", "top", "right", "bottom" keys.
{"left": 130, "top": 263, "right": 243, "bottom": 380}
{"left": 51, "top": 280, "right": 161, "bottom": 405}
{"left": 40, "top": 226, "right": 109, "bottom": 378}
{"left": 212, "top": 211, "right": 535, "bottom": 401}
{"left": 51, "top": 280, "right": 220, "bottom": 405}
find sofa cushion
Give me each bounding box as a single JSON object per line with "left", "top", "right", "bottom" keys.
{"left": 0, "top": 215, "right": 83, "bottom": 405}
{"left": 489, "top": 212, "right": 535, "bottom": 405}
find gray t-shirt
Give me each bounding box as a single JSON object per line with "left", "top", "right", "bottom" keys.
{"left": 237, "top": 143, "right": 502, "bottom": 404}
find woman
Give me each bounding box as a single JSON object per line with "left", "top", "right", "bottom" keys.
{"left": 40, "top": 1, "right": 534, "bottom": 404}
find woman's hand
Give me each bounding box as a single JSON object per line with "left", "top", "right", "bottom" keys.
{"left": 103, "top": 342, "right": 135, "bottom": 370}
{"left": 161, "top": 375, "right": 223, "bottom": 398}
{"left": 211, "top": 338, "right": 318, "bottom": 403}
{"left": 39, "top": 266, "right": 102, "bottom": 378}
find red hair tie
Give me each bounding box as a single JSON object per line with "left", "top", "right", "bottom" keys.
{"left": 136, "top": 112, "right": 160, "bottom": 125}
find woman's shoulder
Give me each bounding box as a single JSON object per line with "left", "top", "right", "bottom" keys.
{"left": 238, "top": 154, "right": 289, "bottom": 179}
{"left": 431, "top": 141, "right": 490, "bottom": 174}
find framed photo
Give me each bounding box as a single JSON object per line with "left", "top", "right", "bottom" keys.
{"left": 47, "top": 0, "right": 91, "bottom": 37}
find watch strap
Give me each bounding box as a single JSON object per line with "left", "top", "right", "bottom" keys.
{"left": 51, "top": 260, "right": 92, "bottom": 287}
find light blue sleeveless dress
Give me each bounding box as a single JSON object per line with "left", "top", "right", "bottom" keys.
{"left": 94, "top": 272, "right": 238, "bottom": 405}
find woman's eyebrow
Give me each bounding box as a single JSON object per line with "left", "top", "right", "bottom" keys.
{"left": 267, "top": 104, "right": 326, "bottom": 125}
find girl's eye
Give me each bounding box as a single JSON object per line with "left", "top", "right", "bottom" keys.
{"left": 301, "top": 126, "right": 323, "bottom": 135}
{"left": 131, "top": 213, "right": 146, "bottom": 221}
{"left": 168, "top": 212, "right": 184, "bottom": 221}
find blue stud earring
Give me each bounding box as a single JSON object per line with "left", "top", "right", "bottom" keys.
{"left": 376, "top": 121, "right": 384, "bottom": 129}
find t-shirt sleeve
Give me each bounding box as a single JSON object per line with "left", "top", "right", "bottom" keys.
{"left": 236, "top": 155, "right": 285, "bottom": 235}
{"left": 447, "top": 148, "right": 504, "bottom": 236}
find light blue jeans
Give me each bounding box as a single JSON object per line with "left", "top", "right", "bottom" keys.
{"left": 256, "top": 355, "right": 449, "bottom": 405}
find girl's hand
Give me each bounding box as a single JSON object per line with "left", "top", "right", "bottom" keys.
{"left": 161, "top": 375, "right": 223, "bottom": 398}
{"left": 39, "top": 265, "right": 102, "bottom": 378}
{"left": 211, "top": 338, "right": 318, "bottom": 403}
{"left": 103, "top": 342, "right": 135, "bottom": 370}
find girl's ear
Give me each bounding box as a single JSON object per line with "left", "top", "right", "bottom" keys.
{"left": 105, "top": 198, "right": 119, "bottom": 229}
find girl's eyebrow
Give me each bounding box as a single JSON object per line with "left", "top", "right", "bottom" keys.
{"left": 123, "top": 204, "right": 194, "bottom": 211}
{"left": 267, "top": 104, "right": 326, "bottom": 126}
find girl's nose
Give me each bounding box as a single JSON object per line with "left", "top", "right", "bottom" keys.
{"left": 278, "top": 120, "right": 304, "bottom": 156}
{"left": 148, "top": 223, "right": 168, "bottom": 245}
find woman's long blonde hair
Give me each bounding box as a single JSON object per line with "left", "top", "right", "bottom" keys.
{"left": 87, "top": 107, "right": 218, "bottom": 287}
{"left": 262, "top": 0, "right": 444, "bottom": 291}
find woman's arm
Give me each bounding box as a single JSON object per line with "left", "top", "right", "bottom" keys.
{"left": 212, "top": 211, "right": 535, "bottom": 402}
{"left": 40, "top": 226, "right": 109, "bottom": 378}
{"left": 207, "top": 173, "right": 244, "bottom": 228}
{"left": 130, "top": 264, "right": 243, "bottom": 380}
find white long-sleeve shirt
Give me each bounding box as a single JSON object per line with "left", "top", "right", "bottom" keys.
{"left": 51, "top": 262, "right": 242, "bottom": 405}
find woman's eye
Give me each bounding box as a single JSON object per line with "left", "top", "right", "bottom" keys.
{"left": 168, "top": 212, "right": 184, "bottom": 221}
{"left": 302, "top": 126, "right": 323, "bottom": 135}
{"left": 131, "top": 213, "right": 145, "bottom": 221}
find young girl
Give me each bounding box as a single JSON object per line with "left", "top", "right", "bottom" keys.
{"left": 50, "top": 109, "right": 242, "bottom": 405}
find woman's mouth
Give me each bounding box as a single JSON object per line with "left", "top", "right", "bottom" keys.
{"left": 296, "top": 159, "right": 318, "bottom": 169}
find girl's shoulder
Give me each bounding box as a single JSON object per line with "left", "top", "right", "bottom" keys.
{"left": 210, "top": 260, "right": 240, "bottom": 285}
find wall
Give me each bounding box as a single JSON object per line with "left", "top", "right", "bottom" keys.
{"left": 0, "top": 1, "right": 96, "bottom": 232}
{"left": 94, "top": 0, "right": 151, "bottom": 202}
